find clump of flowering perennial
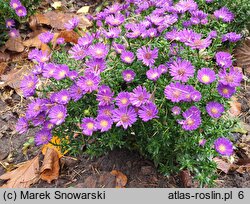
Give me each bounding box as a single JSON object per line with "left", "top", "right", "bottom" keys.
{"left": 16, "top": 0, "right": 243, "bottom": 186}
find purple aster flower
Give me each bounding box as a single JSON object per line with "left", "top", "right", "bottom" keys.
{"left": 130, "top": 86, "right": 151, "bottom": 107}
{"left": 104, "top": 3, "right": 122, "bottom": 14}
{"left": 20, "top": 74, "right": 38, "bottom": 97}
{"left": 164, "top": 82, "right": 186, "bottom": 103}
{"left": 89, "top": 43, "right": 108, "bottom": 59}
{"left": 15, "top": 6, "right": 27, "bottom": 17}
{"left": 147, "top": 14, "right": 165, "bottom": 26}
{"left": 53, "top": 64, "right": 69, "bottom": 80}
{"left": 116, "top": 92, "right": 131, "bottom": 107}
{"left": 146, "top": 68, "right": 161, "bottom": 81}
{"left": 215, "top": 52, "right": 232, "bottom": 68}
{"left": 197, "top": 68, "right": 216, "bottom": 84}
{"left": 218, "top": 67, "right": 242, "bottom": 87}
{"left": 78, "top": 33, "right": 93, "bottom": 47}
{"left": 122, "top": 70, "right": 136, "bottom": 82}
{"left": 10, "top": 0, "right": 21, "bottom": 9}
{"left": 81, "top": 117, "right": 97, "bottom": 136}
{"left": 9, "top": 29, "right": 20, "bottom": 38}
{"left": 158, "top": 64, "right": 168, "bottom": 74}
{"left": 208, "top": 30, "right": 217, "bottom": 39}
{"left": 35, "top": 129, "right": 52, "bottom": 146}
{"left": 206, "top": 0, "right": 214, "bottom": 3}
{"left": 137, "top": 46, "right": 158, "bottom": 67}
{"left": 96, "top": 85, "right": 114, "bottom": 106}
{"left": 38, "top": 32, "right": 54, "bottom": 44}
{"left": 65, "top": 17, "right": 79, "bottom": 30}
{"left": 98, "top": 105, "right": 114, "bottom": 117}
{"left": 55, "top": 90, "right": 71, "bottom": 105}
{"left": 96, "top": 115, "right": 113, "bottom": 132}
{"left": 104, "top": 27, "right": 121, "bottom": 39}
{"left": 217, "top": 83, "right": 236, "bottom": 99}
{"left": 214, "top": 7, "right": 234, "bottom": 23}
{"left": 190, "top": 10, "right": 208, "bottom": 25}
{"left": 56, "top": 37, "right": 65, "bottom": 45}
{"left": 48, "top": 105, "right": 67, "bottom": 125}
{"left": 169, "top": 59, "right": 195, "bottom": 82}
{"left": 85, "top": 59, "right": 106, "bottom": 75}
{"left": 191, "top": 90, "right": 202, "bottom": 102}
{"left": 112, "top": 107, "right": 137, "bottom": 129}
{"left": 185, "top": 35, "right": 211, "bottom": 50}
{"left": 147, "top": 28, "right": 158, "bottom": 38}
{"left": 179, "top": 106, "right": 201, "bottom": 131}
{"left": 16, "top": 117, "right": 28, "bottom": 134}
{"left": 105, "top": 13, "right": 125, "bottom": 26}
{"left": 32, "top": 113, "right": 46, "bottom": 126}
{"left": 199, "top": 139, "right": 207, "bottom": 147}
{"left": 222, "top": 32, "right": 241, "bottom": 43}
{"left": 42, "top": 63, "right": 57, "bottom": 78}
{"left": 44, "top": 121, "right": 55, "bottom": 130}
{"left": 206, "top": 101, "right": 224, "bottom": 118}
{"left": 172, "top": 106, "right": 181, "bottom": 115}
{"left": 29, "top": 49, "right": 50, "bottom": 63}
{"left": 214, "top": 138, "right": 233, "bottom": 156}
{"left": 69, "top": 44, "right": 87, "bottom": 60}
{"left": 113, "top": 43, "right": 125, "bottom": 54}
{"left": 138, "top": 102, "right": 158, "bottom": 122}
{"left": 174, "top": 0, "right": 198, "bottom": 13}
{"left": 121, "top": 51, "right": 135, "bottom": 64}
{"left": 6, "top": 19, "right": 15, "bottom": 28}
{"left": 126, "top": 25, "right": 142, "bottom": 39}
{"left": 68, "top": 70, "right": 78, "bottom": 80}
{"left": 26, "top": 99, "right": 46, "bottom": 119}
{"left": 76, "top": 73, "right": 100, "bottom": 93}
{"left": 69, "top": 84, "right": 85, "bottom": 102}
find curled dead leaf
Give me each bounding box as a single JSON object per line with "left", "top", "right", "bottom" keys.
{"left": 40, "top": 147, "right": 60, "bottom": 183}
{"left": 5, "top": 37, "right": 24, "bottom": 53}
{"left": 0, "top": 155, "right": 40, "bottom": 188}
{"left": 179, "top": 170, "right": 192, "bottom": 188}
{"left": 0, "top": 52, "right": 10, "bottom": 62}
{"left": 213, "top": 157, "right": 232, "bottom": 174}
{"left": 0, "top": 63, "right": 33, "bottom": 95}
{"left": 30, "top": 11, "right": 91, "bottom": 30}
{"left": 58, "top": 30, "right": 79, "bottom": 44}
{"left": 0, "top": 62, "right": 8, "bottom": 75}
{"left": 235, "top": 38, "right": 250, "bottom": 76}
{"left": 42, "top": 136, "right": 68, "bottom": 158}
{"left": 229, "top": 96, "right": 242, "bottom": 117}
{"left": 110, "top": 170, "right": 127, "bottom": 188}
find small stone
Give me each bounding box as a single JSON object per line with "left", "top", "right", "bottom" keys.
{"left": 141, "top": 166, "right": 154, "bottom": 175}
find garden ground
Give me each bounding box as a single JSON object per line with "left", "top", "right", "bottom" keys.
{"left": 0, "top": 0, "right": 250, "bottom": 188}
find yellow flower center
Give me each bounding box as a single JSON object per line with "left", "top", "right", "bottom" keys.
{"left": 62, "top": 96, "right": 68, "bottom": 101}
{"left": 124, "top": 56, "right": 132, "bottom": 63}
{"left": 121, "top": 114, "right": 129, "bottom": 123}
{"left": 201, "top": 75, "right": 210, "bottom": 83}
{"left": 100, "top": 120, "right": 108, "bottom": 127}
{"left": 59, "top": 71, "right": 66, "bottom": 77}
{"left": 121, "top": 98, "right": 128, "bottom": 104}
{"left": 211, "top": 108, "right": 218, "bottom": 114}
{"left": 222, "top": 88, "right": 229, "bottom": 94}
{"left": 96, "top": 49, "right": 103, "bottom": 56}
{"left": 218, "top": 144, "right": 226, "bottom": 152}
{"left": 13, "top": 3, "right": 18, "bottom": 9}
{"left": 27, "top": 81, "right": 34, "bottom": 88}
{"left": 87, "top": 122, "right": 94, "bottom": 130}
{"left": 57, "top": 112, "right": 64, "bottom": 119}
{"left": 86, "top": 80, "right": 94, "bottom": 86}
{"left": 187, "top": 118, "right": 194, "bottom": 125}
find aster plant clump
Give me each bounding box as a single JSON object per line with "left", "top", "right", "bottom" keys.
{"left": 16, "top": 0, "right": 244, "bottom": 186}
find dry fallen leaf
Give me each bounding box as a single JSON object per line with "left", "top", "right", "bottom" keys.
{"left": 0, "top": 63, "right": 33, "bottom": 95}
{"left": 0, "top": 52, "right": 10, "bottom": 62}
{"left": 229, "top": 96, "right": 241, "bottom": 117}
{"left": 0, "top": 62, "right": 7, "bottom": 75}
{"left": 77, "top": 6, "right": 90, "bottom": 14}
{"left": 51, "top": 1, "right": 62, "bottom": 9}
{"left": 179, "top": 170, "right": 192, "bottom": 188}
{"left": 30, "top": 11, "right": 91, "bottom": 30}
{"left": 58, "top": 30, "right": 79, "bottom": 44}
{"left": 110, "top": 170, "right": 127, "bottom": 188}
{"left": 213, "top": 157, "right": 232, "bottom": 174}
{"left": 40, "top": 147, "right": 60, "bottom": 183}
{"left": 5, "top": 37, "right": 25, "bottom": 53}
{"left": 235, "top": 37, "right": 250, "bottom": 76}
{"left": 42, "top": 136, "right": 68, "bottom": 158}
{"left": 0, "top": 155, "right": 40, "bottom": 188}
